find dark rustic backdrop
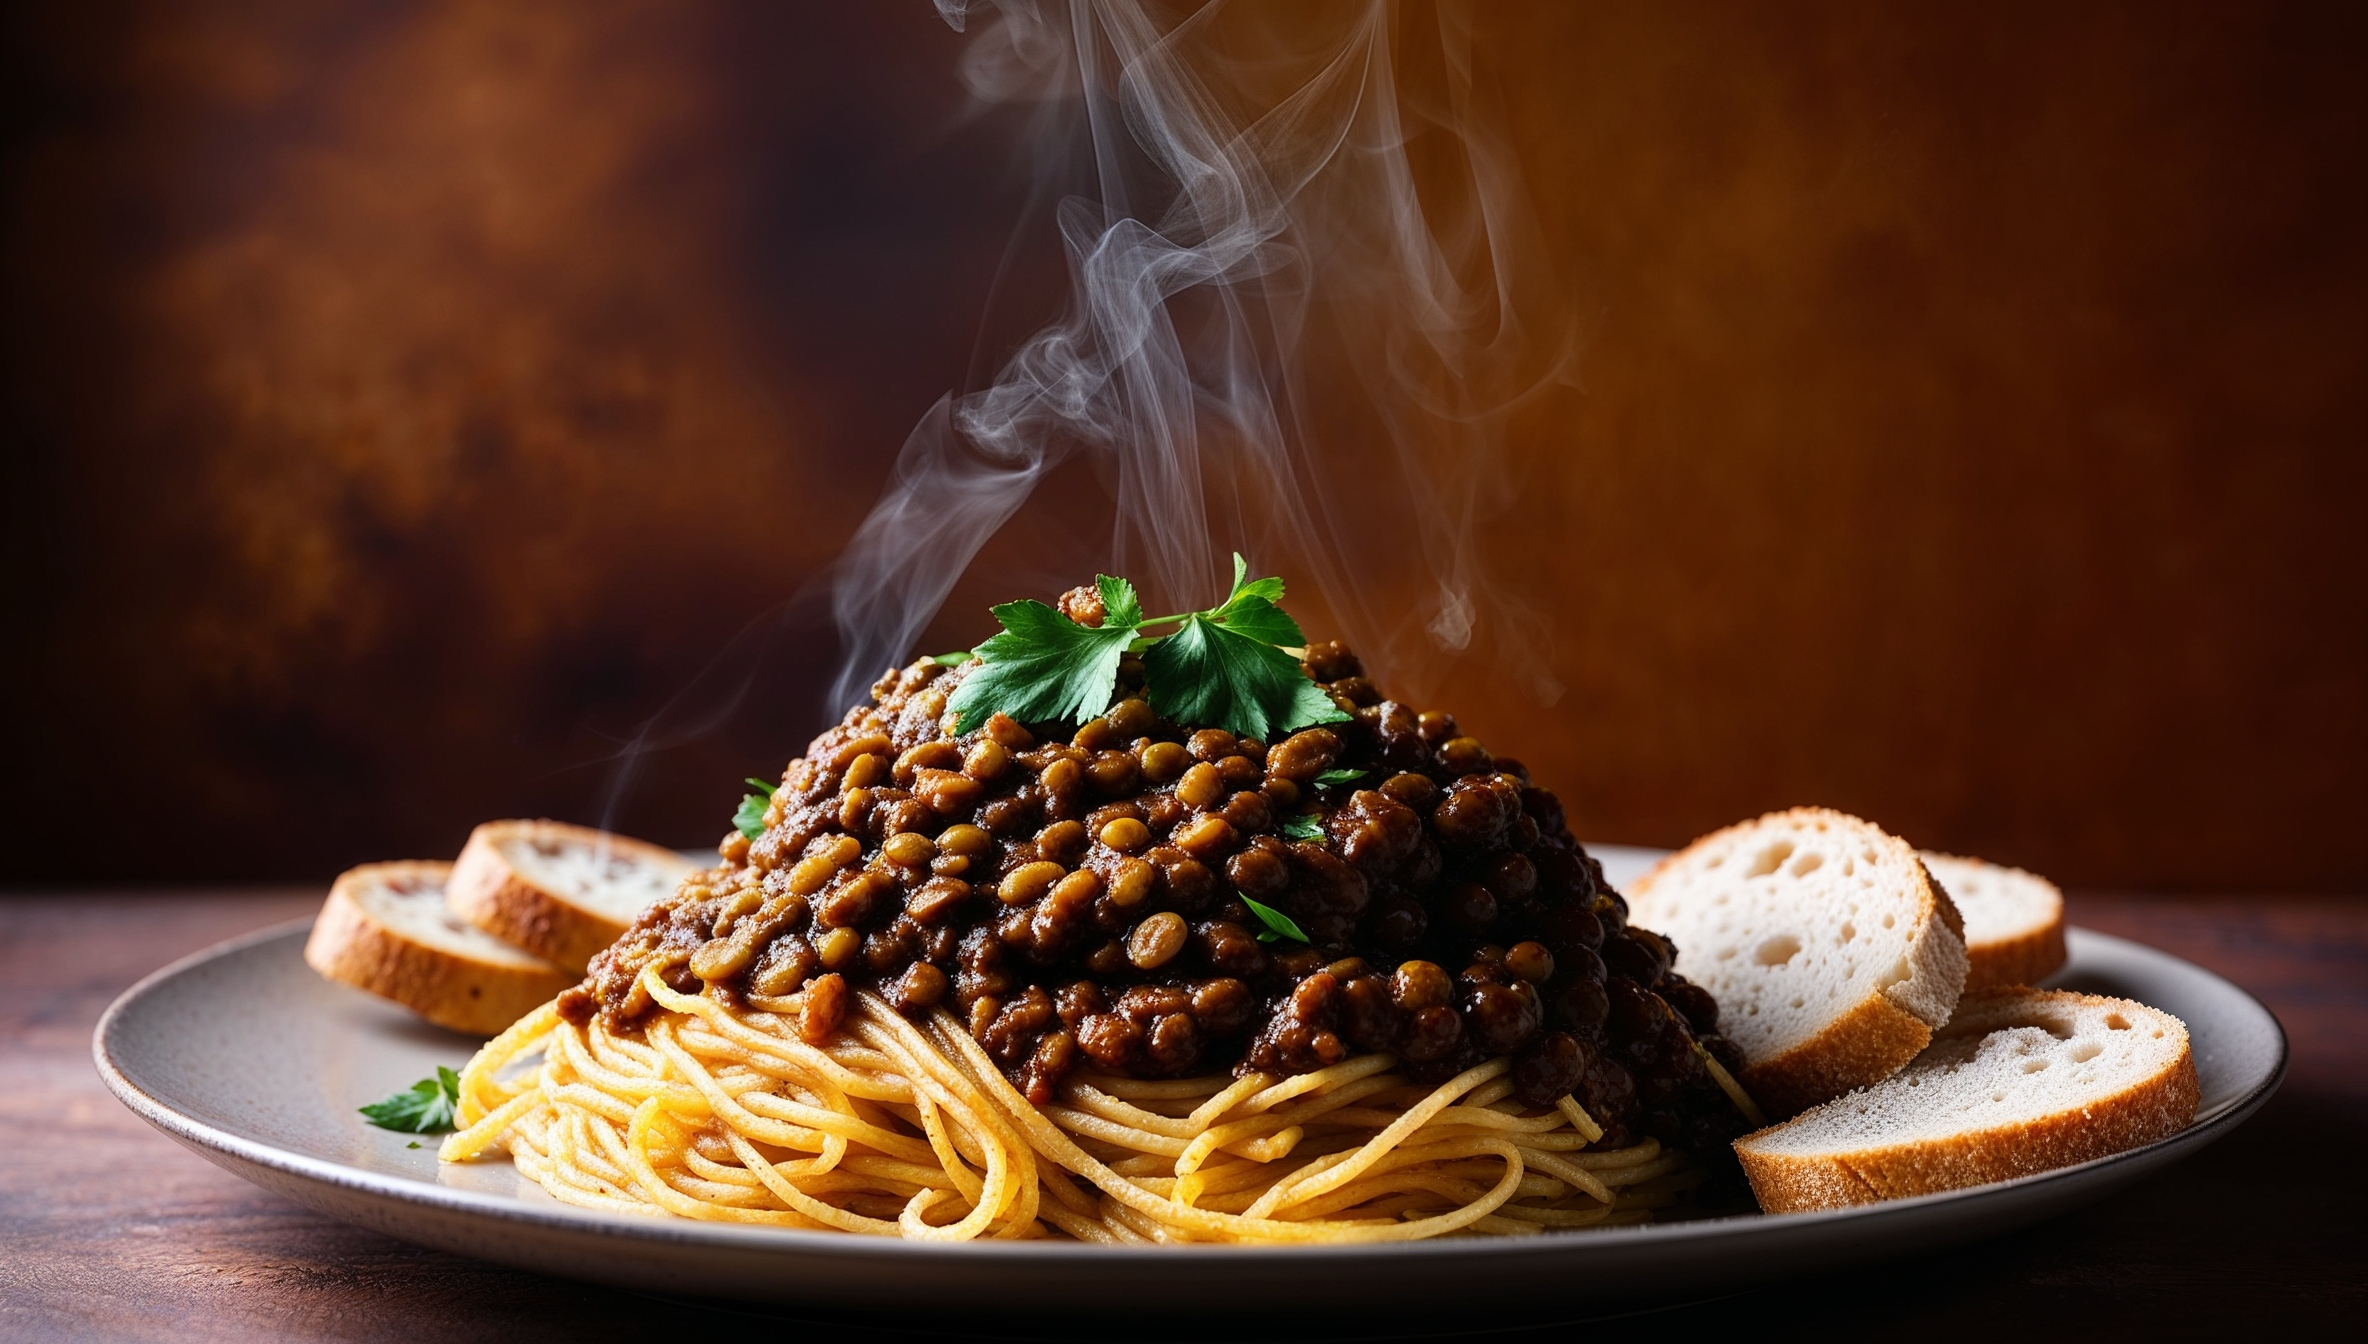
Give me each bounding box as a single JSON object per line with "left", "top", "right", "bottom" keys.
{"left": 3, "top": 1, "right": 2361, "bottom": 891}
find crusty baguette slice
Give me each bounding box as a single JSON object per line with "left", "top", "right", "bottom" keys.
{"left": 303, "top": 861, "right": 576, "bottom": 1035}
{"left": 445, "top": 819, "right": 693, "bottom": 973}
{"left": 1628, "top": 808, "right": 1969, "bottom": 1117}
{"left": 1734, "top": 988, "right": 2198, "bottom": 1212}
{"left": 1920, "top": 852, "right": 2068, "bottom": 993}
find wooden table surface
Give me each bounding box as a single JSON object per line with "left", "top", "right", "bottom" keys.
{"left": 4, "top": 888, "right": 2362, "bottom": 1342}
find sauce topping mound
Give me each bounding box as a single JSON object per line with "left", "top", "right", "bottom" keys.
{"left": 566, "top": 616, "right": 1747, "bottom": 1153}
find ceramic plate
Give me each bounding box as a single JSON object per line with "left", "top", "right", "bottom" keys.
{"left": 94, "top": 847, "right": 2285, "bottom": 1320}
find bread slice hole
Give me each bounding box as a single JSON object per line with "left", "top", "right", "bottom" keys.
{"left": 2069, "top": 1040, "right": 2102, "bottom": 1063}
{"left": 1755, "top": 935, "right": 1802, "bottom": 966}
{"left": 1789, "top": 851, "right": 1824, "bottom": 877}
{"left": 1747, "top": 842, "right": 1795, "bottom": 878}
{"left": 2104, "top": 1013, "right": 2130, "bottom": 1030}
{"left": 1838, "top": 922, "right": 1856, "bottom": 943}
{"left": 2021, "top": 1058, "right": 2049, "bottom": 1073}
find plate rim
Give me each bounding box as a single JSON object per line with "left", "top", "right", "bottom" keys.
{"left": 93, "top": 917, "right": 2290, "bottom": 1268}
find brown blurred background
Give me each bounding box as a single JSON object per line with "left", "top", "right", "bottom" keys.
{"left": 2, "top": 1, "right": 2360, "bottom": 892}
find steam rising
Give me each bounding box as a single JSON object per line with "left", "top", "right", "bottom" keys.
{"left": 832, "top": 0, "right": 1569, "bottom": 714}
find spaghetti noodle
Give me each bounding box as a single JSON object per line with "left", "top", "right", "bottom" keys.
{"left": 440, "top": 966, "right": 1703, "bottom": 1243}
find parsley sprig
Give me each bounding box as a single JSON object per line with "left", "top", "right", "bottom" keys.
{"left": 733, "top": 777, "right": 774, "bottom": 841}
{"left": 947, "top": 556, "right": 1351, "bottom": 741}
{"left": 360, "top": 1066, "right": 461, "bottom": 1134}
{"left": 1241, "top": 895, "right": 1310, "bottom": 945}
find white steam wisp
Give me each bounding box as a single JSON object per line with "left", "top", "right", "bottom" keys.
{"left": 831, "top": 0, "right": 1571, "bottom": 714}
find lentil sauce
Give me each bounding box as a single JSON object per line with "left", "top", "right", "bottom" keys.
{"left": 561, "top": 588, "right": 1752, "bottom": 1155}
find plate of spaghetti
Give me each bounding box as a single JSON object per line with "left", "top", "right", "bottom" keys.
{"left": 94, "top": 571, "right": 2286, "bottom": 1319}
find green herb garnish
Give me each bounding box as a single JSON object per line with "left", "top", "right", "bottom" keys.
{"left": 947, "top": 556, "right": 1350, "bottom": 741}
{"left": 733, "top": 777, "right": 775, "bottom": 841}
{"left": 360, "top": 1066, "right": 461, "bottom": 1134}
{"left": 1241, "top": 895, "right": 1311, "bottom": 945}
{"left": 1312, "top": 768, "right": 1367, "bottom": 787}
{"left": 1280, "top": 812, "right": 1327, "bottom": 843}
{"left": 931, "top": 650, "right": 974, "bottom": 667}
{"left": 948, "top": 575, "right": 1144, "bottom": 730}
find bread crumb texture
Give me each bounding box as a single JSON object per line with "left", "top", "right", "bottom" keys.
{"left": 1735, "top": 989, "right": 2199, "bottom": 1212}
{"left": 1919, "top": 852, "right": 2068, "bottom": 992}
{"left": 1629, "top": 808, "right": 1967, "bottom": 1114}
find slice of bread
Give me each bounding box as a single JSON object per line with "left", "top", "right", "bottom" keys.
{"left": 445, "top": 819, "right": 693, "bottom": 973}
{"left": 1734, "top": 988, "right": 2199, "bottom": 1212}
{"left": 1920, "top": 852, "right": 2067, "bottom": 993}
{"left": 1627, "top": 808, "right": 1969, "bottom": 1117}
{"left": 303, "top": 861, "right": 576, "bottom": 1035}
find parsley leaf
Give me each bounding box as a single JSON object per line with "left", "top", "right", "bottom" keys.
{"left": 1208, "top": 592, "right": 1306, "bottom": 650}
{"left": 733, "top": 777, "right": 774, "bottom": 840}
{"left": 1096, "top": 573, "right": 1144, "bottom": 629}
{"left": 947, "top": 597, "right": 1142, "bottom": 733}
{"left": 1312, "top": 768, "right": 1367, "bottom": 787}
{"left": 939, "top": 556, "right": 1346, "bottom": 740}
{"left": 1142, "top": 613, "right": 1349, "bottom": 741}
{"left": 1241, "top": 895, "right": 1310, "bottom": 945}
{"left": 1280, "top": 812, "right": 1327, "bottom": 843}
{"left": 361, "top": 1066, "right": 461, "bottom": 1134}
{"left": 931, "top": 650, "right": 974, "bottom": 667}
{"left": 1207, "top": 558, "right": 1300, "bottom": 647}
{"left": 1217, "top": 552, "right": 1286, "bottom": 611}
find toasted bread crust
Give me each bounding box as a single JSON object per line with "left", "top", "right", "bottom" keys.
{"left": 1922, "top": 852, "right": 2068, "bottom": 993}
{"left": 1965, "top": 920, "right": 2070, "bottom": 994}
{"left": 445, "top": 819, "right": 688, "bottom": 973}
{"left": 303, "top": 862, "right": 573, "bottom": 1035}
{"left": 1741, "top": 986, "right": 1947, "bottom": 1119}
{"left": 1735, "top": 990, "right": 2200, "bottom": 1212}
{"left": 1632, "top": 808, "right": 1969, "bottom": 1117}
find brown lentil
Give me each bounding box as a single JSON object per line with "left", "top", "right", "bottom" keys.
{"left": 963, "top": 739, "right": 1010, "bottom": 781}
{"left": 1127, "top": 911, "right": 1188, "bottom": 970}
{"left": 844, "top": 753, "right": 889, "bottom": 789}
{"left": 882, "top": 832, "right": 936, "bottom": 868}
{"left": 811, "top": 926, "right": 860, "bottom": 971}
{"left": 937, "top": 824, "right": 991, "bottom": 856}
{"left": 1107, "top": 858, "right": 1155, "bottom": 908}
{"left": 1176, "top": 762, "right": 1225, "bottom": 808}
{"left": 1099, "top": 817, "right": 1151, "bottom": 852}
{"left": 1000, "top": 861, "right": 1065, "bottom": 906}
{"left": 1172, "top": 815, "right": 1236, "bottom": 859}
